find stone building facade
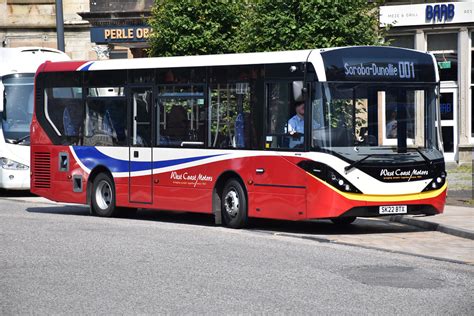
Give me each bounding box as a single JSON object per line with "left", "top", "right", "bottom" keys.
{"left": 381, "top": 0, "right": 474, "bottom": 164}
{"left": 78, "top": 0, "right": 153, "bottom": 59}
{"left": 0, "top": 0, "right": 96, "bottom": 60}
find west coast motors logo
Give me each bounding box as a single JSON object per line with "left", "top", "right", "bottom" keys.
{"left": 170, "top": 171, "right": 213, "bottom": 187}
{"left": 380, "top": 168, "right": 429, "bottom": 181}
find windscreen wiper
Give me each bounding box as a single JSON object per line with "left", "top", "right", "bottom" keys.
{"left": 344, "top": 153, "right": 399, "bottom": 174}
{"left": 344, "top": 154, "right": 374, "bottom": 174}
{"left": 13, "top": 135, "right": 30, "bottom": 144}
{"left": 414, "top": 148, "right": 433, "bottom": 168}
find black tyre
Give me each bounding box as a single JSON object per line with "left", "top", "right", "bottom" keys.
{"left": 221, "top": 179, "right": 248, "bottom": 229}
{"left": 90, "top": 173, "right": 118, "bottom": 217}
{"left": 331, "top": 217, "right": 356, "bottom": 226}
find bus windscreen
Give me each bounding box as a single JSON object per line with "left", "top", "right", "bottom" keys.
{"left": 1, "top": 74, "right": 35, "bottom": 145}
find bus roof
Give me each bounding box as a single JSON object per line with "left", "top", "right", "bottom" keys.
{"left": 0, "top": 47, "right": 70, "bottom": 76}
{"left": 40, "top": 49, "right": 314, "bottom": 73}
{"left": 37, "top": 46, "right": 438, "bottom": 83}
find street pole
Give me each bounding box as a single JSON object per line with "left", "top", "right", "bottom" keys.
{"left": 55, "top": 0, "right": 65, "bottom": 52}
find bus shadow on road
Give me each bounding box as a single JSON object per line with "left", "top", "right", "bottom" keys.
{"left": 25, "top": 204, "right": 423, "bottom": 236}
{"left": 26, "top": 205, "right": 91, "bottom": 216}
{"left": 0, "top": 189, "right": 36, "bottom": 198}
{"left": 248, "top": 217, "right": 423, "bottom": 236}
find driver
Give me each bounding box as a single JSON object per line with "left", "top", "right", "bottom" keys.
{"left": 288, "top": 101, "right": 305, "bottom": 148}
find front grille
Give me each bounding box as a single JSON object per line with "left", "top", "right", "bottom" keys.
{"left": 33, "top": 152, "right": 51, "bottom": 188}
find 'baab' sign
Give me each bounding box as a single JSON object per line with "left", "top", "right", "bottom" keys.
{"left": 91, "top": 26, "right": 152, "bottom": 44}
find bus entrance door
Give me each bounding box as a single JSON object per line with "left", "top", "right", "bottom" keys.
{"left": 129, "top": 87, "right": 153, "bottom": 204}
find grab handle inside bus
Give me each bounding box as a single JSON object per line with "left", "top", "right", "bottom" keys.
{"left": 293, "top": 81, "right": 304, "bottom": 102}
{"left": 180, "top": 141, "right": 204, "bottom": 147}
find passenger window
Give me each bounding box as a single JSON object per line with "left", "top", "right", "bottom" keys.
{"left": 84, "top": 87, "right": 127, "bottom": 146}
{"left": 209, "top": 83, "right": 251, "bottom": 148}
{"left": 156, "top": 68, "right": 206, "bottom": 84}
{"left": 266, "top": 82, "right": 305, "bottom": 149}
{"left": 45, "top": 87, "right": 83, "bottom": 141}
{"left": 157, "top": 85, "right": 205, "bottom": 147}
{"left": 132, "top": 87, "right": 152, "bottom": 147}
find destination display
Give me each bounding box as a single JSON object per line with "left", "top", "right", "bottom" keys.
{"left": 321, "top": 47, "right": 436, "bottom": 82}
{"left": 343, "top": 60, "right": 415, "bottom": 80}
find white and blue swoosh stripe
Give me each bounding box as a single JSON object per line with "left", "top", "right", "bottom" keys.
{"left": 71, "top": 146, "right": 226, "bottom": 177}
{"left": 69, "top": 146, "right": 431, "bottom": 195}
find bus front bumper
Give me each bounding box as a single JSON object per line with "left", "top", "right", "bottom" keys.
{"left": 0, "top": 168, "right": 30, "bottom": 190}
{"left": 306, "top": 178, "right": 447, "bottom": 219}
{"left": 334, "top": 204, "right": 440, "bottom": 218}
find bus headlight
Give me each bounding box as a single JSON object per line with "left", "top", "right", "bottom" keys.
{"left": 298, "top": 160, "right": 362, "bottom": 194}
{"left": 327, "top": 169, "right": 361, "bottom": 193}
{"left": 422, "top": 171, "right": 446, "bottom": 192}
{"left": 0, "top": 157, "right": 29, "bottom": 170}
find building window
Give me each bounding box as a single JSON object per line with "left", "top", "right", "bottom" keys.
{"left": 7, "top": 0, "right": 55, "bottom": 3}
{"left": 386, "top": 35, "right": 414, "bottom": 49}
{"left": 471, "top": 88, "right": 473, "bottom": 139}
{"left": 471, "top": 38, "right": 474, "bottom": 139}
{"left": 109, "top": 50, "right": 128, "bottom": 59}
{"left": 427, "top": 33, "right": 458, "bottom": 82}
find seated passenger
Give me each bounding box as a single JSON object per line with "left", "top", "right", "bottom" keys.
{"left": 386, "top": 110, "right": 397, "bottom": 138}
{"left": 63, "top": 104, "right": 82, "bottom": 137}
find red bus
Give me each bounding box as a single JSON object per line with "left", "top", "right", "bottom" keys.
{"left": 31, "top": 46, "right": 446, "bottom": 228}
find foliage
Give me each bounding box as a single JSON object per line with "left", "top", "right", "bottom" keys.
{"left": 148, "top": 0, "right": 386, "bottom": 57}
{"left": 148, "top": 0, "right": 245, "bottom": 57}
{"left": 236, "top": 0, "right": 385, "bottom": 53}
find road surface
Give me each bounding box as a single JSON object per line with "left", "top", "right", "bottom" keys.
{"left": 1, "top": 197, "right": 473, "bottom": 314}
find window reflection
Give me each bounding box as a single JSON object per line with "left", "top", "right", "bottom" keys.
{"left": 311, "top": 83, "right": 438, "bottom": 154}
{"left": 84, "top": 87, "right": 127, "bottom": 146}
{"left": 157, "top": 85, "right": 205, "bottom": 147}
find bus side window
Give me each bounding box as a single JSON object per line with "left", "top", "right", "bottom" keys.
{"left": 45, "top": 87, "right": 83, "bottom": 143}
{"left": 84, "top": 87, "right": 127, "bottom": 146}
{"left": 209, "top": 83, "right": 251, "bottom": 149}
{"left": 265, "top": 82, "right": 298, "bottom": 149}
{"left": 157, "top": 85, "right": 205, "bottom": 147}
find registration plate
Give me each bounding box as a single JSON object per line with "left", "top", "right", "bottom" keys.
{"left": 379, "top": 205, "right": 408, "bottom": 214}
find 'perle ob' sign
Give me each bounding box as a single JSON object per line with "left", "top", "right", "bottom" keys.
{"left": 90, "top": 26, "right": 152, "bottom": 44}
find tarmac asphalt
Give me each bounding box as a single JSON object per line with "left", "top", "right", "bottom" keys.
{"left": 1, "top": 197, "right": 473, "bottom": 314}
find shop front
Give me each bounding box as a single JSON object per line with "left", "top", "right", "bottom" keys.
{"left": 380, "top": 1, "right": 474, "bottom": 164}
{"left": 79, "top": 0, "right": 153, "bottom": 59}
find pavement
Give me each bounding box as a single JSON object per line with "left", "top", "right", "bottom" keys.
{"left": 1, "top": 198, "right": 473, "bottom": 314}
{"left": 445, "top": 162, "right": 473, "bottom": 207}
{"left": 383, "top": 161, "right": 473, "bottom": 242}
{"left": 389, "top": 205, "right": 474, "bottom": 240}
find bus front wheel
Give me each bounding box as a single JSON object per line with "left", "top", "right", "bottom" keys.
{"left": 90, "top": 173, "right": 117, "bottom": 217}
{"left": 222, "top": 179, "right": 248, "bottom": 229}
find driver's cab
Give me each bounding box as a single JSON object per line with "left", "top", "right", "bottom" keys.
{"left": 264, "top": 79, "right": 311, "bottom": 150}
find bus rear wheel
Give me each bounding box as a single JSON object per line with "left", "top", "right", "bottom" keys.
{"left": 221, "top": 179, "right": 248, "bottom": 229}
{"left": 90, "top": 173, "right": 118, "bottom": 217}
{"left": 331, "top": 217, "right": 356, "bottom": 226}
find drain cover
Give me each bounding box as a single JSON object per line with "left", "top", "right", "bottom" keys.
{"left": 343, "top": 265, "right": 445, "bottom": 289}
